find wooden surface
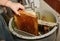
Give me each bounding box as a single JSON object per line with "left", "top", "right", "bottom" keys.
{"left": 44, "top": 0, "right": 60, "bottom": 14}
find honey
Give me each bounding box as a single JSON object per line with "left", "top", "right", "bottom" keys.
{"left": 13, "top": 10, "right": 39, "bottom": 36}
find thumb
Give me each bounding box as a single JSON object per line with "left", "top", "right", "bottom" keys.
{"left": 14, "top": 10, "right": 20, "bottom": 16}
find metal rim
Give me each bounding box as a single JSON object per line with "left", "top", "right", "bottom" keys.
{"left": 9, "top": 17, "right": 57, "bottom": 39}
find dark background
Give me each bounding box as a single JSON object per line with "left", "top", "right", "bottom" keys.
{"left": 44, "top": 0, "right": 60, "bottom": 14}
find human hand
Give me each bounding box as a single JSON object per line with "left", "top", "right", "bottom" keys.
{"left": 5, "top": 1, "right": 25, "bottom": 16}
{"left": 0, "top": 0, "right": 8, "bottom": 6}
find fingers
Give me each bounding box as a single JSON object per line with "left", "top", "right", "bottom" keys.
{"left": 18, "top": 3, "right": 25, "bottom": 10}
{"left": 14, "top": 3, "right": 25, "bottom": 16}
{"left": 14, "top": 10, "right": 20, "bottom": 16}
{"left": 9, "top": 3, "right": 25, "bottom": 16}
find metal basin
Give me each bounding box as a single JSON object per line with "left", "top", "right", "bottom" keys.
{"left": 9, "top": 10, "right": 58, "bottom": 40}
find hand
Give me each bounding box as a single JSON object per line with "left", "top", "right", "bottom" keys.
{"left": 0, "top": 0, "right": 8, "bottom": 5}
{"left": 5, "top": 1, "right": 25, "bottom": 16}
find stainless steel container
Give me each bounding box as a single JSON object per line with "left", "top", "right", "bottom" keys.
{"left": 9, "top": 11, "right": 58, "bottom": 41}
